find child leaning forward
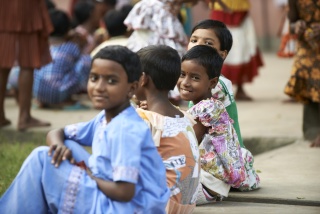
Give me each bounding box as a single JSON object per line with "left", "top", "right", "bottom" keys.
{"left": 0, "top": 46, "right": 170, "bottom": 213}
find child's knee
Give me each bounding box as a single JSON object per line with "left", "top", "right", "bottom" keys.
{"left": 31, "top": 146, "right": 49, "bottom": 155}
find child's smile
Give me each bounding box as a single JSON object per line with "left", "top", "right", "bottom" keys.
{"left": 178, "top": 60, "right": 213, "bottom": 105}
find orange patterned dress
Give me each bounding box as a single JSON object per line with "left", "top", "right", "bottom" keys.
{"left": 137, "top": 108, "right": 200, "bottom": 214}
{"left": 284, "top": 0, "right": 320, "bottom": 103}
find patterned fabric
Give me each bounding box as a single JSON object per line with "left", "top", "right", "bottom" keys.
{"left": 124, "top": 0, "right": 188, "bottom": 56}
{"left": 63, "top": 107, "right": 170, "bottom": 213}
{"left": 188, "top": 98, "right": 245, "bottom": 189}
{"left": 136, "top": 109, "right": 200, "bottom": 214}
{"left": 284, "top": 0, "right": 320, "bottom": 103}
{"left": 33, "top": 42, "right": 91, "bottom": 104}
{"left": 188, "top": 76, "right": 243, "bottom": 147}
{"left": 237, "top": 148, "right": 260, "bottom": 191}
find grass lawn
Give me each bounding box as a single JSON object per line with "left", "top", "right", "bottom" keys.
{"left": 0, "top": 131, "right": 47, "bottom": 196}
{"left": 0, "top": 131, "right": 92, "bottom": 197}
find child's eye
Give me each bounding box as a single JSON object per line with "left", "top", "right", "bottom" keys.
{"left": 180, "top": 73, "right": 186, "bottom": 78}
{"left": 205, "top": 41, "right": 213, "bottom": 46}
{"left": 190, "top": 39, "right": 197, "bottom": 43}
{"left": 107, "top": 78, "right": 117, "bottom": 84}
{"left": 89, "top": 74, "right": 98, "bottom": 82}
{"left": 192, "top": 76, "right": 200, "bottom": 81}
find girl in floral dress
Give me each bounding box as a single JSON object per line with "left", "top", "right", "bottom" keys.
{"left": 177, "top": 45, "right": 246, "bottom": 203}
{"left": 187, "top": 20, "right": 260, "bottom": 198}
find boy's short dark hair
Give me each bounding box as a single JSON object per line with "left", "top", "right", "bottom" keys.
{"left": 104, "top": 5, "right": 132, "bottom": 37}
{"left": 191, "top": 19, "right": 233, "bottom": 53}
{"left": 92, "top": 45, "right": 142, "bottom": 83}
{"left": 49, "top": 9, "right": 70, "bottom": 37}
{"left": 182, "top": 45, "right": 223, "bottom": 79}
{"left": 137, "top": 45, "right": 181, "bottom": 91}
{"left": 73, "top": 1, "right": 95, "bottom": 25}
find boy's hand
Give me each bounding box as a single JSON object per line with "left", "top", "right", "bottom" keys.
{"left": 48, "top": 144, "right": 75, "bottom": 168}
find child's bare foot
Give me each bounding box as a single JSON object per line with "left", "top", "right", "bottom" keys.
{"left": 0, "top": 118, "right": 11, "bottom": 128}
{"left": 310, "top": 135, "right": 320, "bottom": 148}
{"left": 235, "top": 92, "right": 253, "bottom": 101}
{"left": 236, "top": 86, "right": 253, "bottom": 101}
{"left": 18, "top": 117, "right": 51, "bottom": 132}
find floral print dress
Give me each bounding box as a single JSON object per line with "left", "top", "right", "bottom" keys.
{"left": 188, "top": 98, "right": 260, "bottom": 194}
{"left": 188, "top": 98, "right": 245, "bottom": 187}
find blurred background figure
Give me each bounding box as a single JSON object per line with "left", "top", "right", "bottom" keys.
{"left": 284, "top": 0, "right": 320, "bottom": 147}
{"left": 33, "top": 9, "right": 91, "bottom": 110}
{"left": 124, "top": 0, "right": 201, "bottom": 105}
{"left": 72, "top": 0, "right": 105, "bottom": 54}
{"left": 91, "top": 4, "right": 133, "bottom": 56}
{"left": 275, "top": 0, "right": 297, "bottom": 58}
{"left": 0, "top": 0, "right": 53, "bottom": 131}
{"left": 208, "top": 0, "right": 264, "bottom": 101}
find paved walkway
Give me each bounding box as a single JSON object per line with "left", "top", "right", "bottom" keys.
{"left": 1, "top": 52, "right": 320, "bottom": 213}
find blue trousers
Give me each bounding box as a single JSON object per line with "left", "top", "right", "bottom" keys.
{"left": 0, "top": 140, "right": 92, "bottom": 214}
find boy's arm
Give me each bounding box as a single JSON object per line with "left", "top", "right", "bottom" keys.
{"left": 47, "top": 128, "right": 75, "bottom": 167}
{"left": 91, "top": 177, "right": 135, "bottom": 202}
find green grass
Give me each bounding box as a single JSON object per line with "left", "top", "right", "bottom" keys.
{"left": 0, "top": 131, "right": 91, "bottom": 196}
{"left": 0, "top": 141, "right": 44, "bottom": 196}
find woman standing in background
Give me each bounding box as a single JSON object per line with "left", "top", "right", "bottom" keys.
{"left": 0, "top": 0, "right": 52, "bottom": 131}
{"left": 209, "top": 0, "right": 264, "bottom": 101}
{"left": 284, "top": 0, "right": 320, "bottom": 147}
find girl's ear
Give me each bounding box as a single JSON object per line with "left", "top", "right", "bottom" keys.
{"left": 209, "top": 77, "right": 219, "bottom": 90}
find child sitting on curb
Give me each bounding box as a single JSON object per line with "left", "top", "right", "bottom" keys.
{"left": 135, "top": 45, "right": 200, "bottom": 213}
{"left": 187, "top": 20, "right": 260, "bottom": 200}
{"left": 177, "top": 45, "right": 246, "bottom": 204}
{"left": 0, "top": 46, "right": 170, "bottom": 213}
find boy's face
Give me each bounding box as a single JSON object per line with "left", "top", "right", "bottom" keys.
{"left": 88, "top": 58, "right": 135, "bottom": 113}
{"left": 188, "top": 29, "right": 227, "bottom": 59}
{"left": 177, "top": 60, "right": 218, "bottom": 105}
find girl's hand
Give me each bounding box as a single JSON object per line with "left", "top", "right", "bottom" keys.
{"left": 139, "top": 100, "right": 148, "bottom": 110}
{"left": 48, "top": 144, "right": 75, "bottom": 168}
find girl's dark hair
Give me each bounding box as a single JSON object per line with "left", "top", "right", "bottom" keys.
{"left": 73, "top": 1, "right": 95, "bottom": 26}
{"left": 92, "top": 45, "right": 142, "bottom": 83}
{"left": 191, "top": 19, "right": 233, "bottom": 53}
{"left": 49, "top": 9, "right": 71, "bottom": 37}
{"left": 137, "top": 45, "right": 181, "bottom": 91}
{"left": 182, "top": 45, "right": 223, "bottom": 79}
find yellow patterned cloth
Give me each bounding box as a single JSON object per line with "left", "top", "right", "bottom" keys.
{"left": 213, "top": 0, "right": 250, "bottom": 11}
{"left": 284, "top": 0, "right": 320, "bottom": 103}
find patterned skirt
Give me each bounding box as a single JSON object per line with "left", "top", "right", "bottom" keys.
{"left": 284, "top": 41, "right": 320, "bottom": 103}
